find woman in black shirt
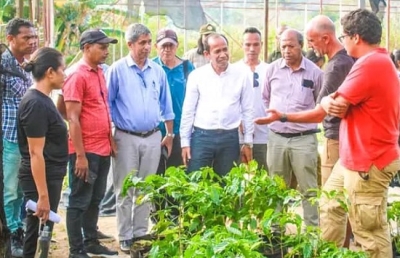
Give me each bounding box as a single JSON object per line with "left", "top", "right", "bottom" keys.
{"left": 17, "top": 47, "right": 68, "bottom": 257}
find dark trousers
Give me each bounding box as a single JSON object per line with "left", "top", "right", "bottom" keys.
{"left": 20, "top": 175, "right": 64, "bottom": 258}
{"left": 187, "top": 127, "right": 240, "bottom": 177}
{"left": 156, "top": 135, "right": 183, "bottom": 175}
{"left": 155, "top": 135, "right": 183, "bottom": 218}
{"left": 66, "top": 153, "right": 110, "bottom": 253}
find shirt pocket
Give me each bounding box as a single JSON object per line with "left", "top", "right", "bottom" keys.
{"left": 151, "top": 80, "right": 160, "bottom": 101}
{"left": 293, "top": 84, "right": 314, "bottom": 105}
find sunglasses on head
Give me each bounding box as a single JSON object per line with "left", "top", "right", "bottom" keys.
{"left": 253, "top": 72, "right": 259, "bottom": 87}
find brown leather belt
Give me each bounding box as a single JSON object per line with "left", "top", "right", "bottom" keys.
{"left": 117, "top": 127, "right": 160, "bottom": 138}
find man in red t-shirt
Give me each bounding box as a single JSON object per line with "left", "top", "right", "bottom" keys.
{"left": 256, "top": 9, "right": 400, "bottom": 258}
{"left": 62, "top": 29, "right": 119, "bottom": 258}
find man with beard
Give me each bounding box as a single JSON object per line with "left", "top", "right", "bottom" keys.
{"left": 256, "top": 9, "right": 399, "bottom": 257}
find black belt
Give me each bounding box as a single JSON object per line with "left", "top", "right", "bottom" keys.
{"left": 272, "top": 129, "right": 320, "bottom": 138}
{"left": 117, "top": 127, "right": 160, "bottom": 138}
{"left": 193, "top": 126, "right": 238, "bottom": 133}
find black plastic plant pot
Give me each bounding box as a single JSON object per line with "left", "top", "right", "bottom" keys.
{"left": 259, "top": 233, "right": 288, "bottom": 258}
{"left": 130, "top": 234, "right": 156, "bottom": 258}
{"left": 130, "top": 242, "right": 151, "bottom": 258}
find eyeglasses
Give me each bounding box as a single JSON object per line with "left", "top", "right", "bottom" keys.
{"left": 338, "top": 34, "right": 350, "bottom": 43}
{"left": 160, "top": 43, "right": 175, "bottom": 49}
{"left": 253, "top": 72, "right": 259, "bottom": 87}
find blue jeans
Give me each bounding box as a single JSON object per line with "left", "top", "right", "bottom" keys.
{"left": 66, "top": 153, "right": 110, "bottom": 253}
{"left": 188, "top": 127, "right": 240, "bottom": 176}
{"left": 3, "top": 139, "right": 23, "bottom": 232}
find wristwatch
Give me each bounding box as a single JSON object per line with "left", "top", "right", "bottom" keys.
{"left": 166, "top": 133, "right": 175, "bottom": 138}
{"left": 243, "top": 143, "right": 253, "bottom": 149}
{"left": 279, "top": 113, "right": 288, "bottom": 123}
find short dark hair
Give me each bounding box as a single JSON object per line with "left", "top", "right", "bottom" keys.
{"left": 6, "top": 18, "right": 34, "bottom": 36}
{"left": 341, "top": 9, "right": 381, "bottom": 45}
{"left": 243, "top": 27, "right": 261, "bottom": 37}
{"left": 204, "top": 33, "right": 229, "bottom": 52}
{"left": 391, "top": 49, "right": 400, "bottom": 68}
{"left": 23, "top": 47, "right": 63, "bottom": 81}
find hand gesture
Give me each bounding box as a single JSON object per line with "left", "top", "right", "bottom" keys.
{"left": 254, "top": 109, "right": 282, "bottom": 125}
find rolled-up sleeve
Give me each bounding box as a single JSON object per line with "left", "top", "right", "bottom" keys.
{"left": 180, "top": 73, "right": 199, "bottom": 147}
{"left": 241, "top": 74, "right": 254, "bottom": 144}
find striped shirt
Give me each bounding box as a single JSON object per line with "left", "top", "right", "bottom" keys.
{"left": 1, "top": 50, "right": 33, "bottom": 143}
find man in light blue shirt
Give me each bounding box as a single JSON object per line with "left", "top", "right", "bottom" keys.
{"left": 106, "top": 23, "right": 174, "bottom": 254}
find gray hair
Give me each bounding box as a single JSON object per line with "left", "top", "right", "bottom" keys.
{"left": 125, "top": 23, "right": 151, "bottom": 43}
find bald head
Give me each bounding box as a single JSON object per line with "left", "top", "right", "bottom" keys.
{"left": 307, "top": 15, "right": 336, "bottom": 35}
{"left": 280, "top": 29, "right": 304, "bottom": 48}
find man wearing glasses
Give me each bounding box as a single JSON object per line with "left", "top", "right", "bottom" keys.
{"left": 261, "top": 29, "right": 323, "bottom": 228}
{"left": 256, "top": 9, "right": 399, "bottom": 257}
{"left": 153, "top": 29, "right": 195, "bottom": 175}
{"left": 234, "top": 27, "right": 269, "bottom": 170}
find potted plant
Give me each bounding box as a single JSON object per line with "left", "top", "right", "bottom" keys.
{"left": 122, "top": 162, "right": 367, "bottom": 258}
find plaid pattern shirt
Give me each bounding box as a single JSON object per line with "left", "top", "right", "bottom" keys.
{"left": 1, "top": 50, "right": 33, "bottom": 143}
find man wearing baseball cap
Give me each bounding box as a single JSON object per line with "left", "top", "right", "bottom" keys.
{"left": 61, "top": 28, "right": 119, "bottom": 258}
{"left": 153, "top": 29, "right": 194, "bottom": 209}
{"left": 79, "top": 29, "right": 118, "bottom": 48}
{"left": 183, "top": 23, "right": 216, "bottom": 68}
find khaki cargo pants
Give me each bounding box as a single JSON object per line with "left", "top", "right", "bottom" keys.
{"left": 320, "top": 159, "right": 400, "bottom": 258}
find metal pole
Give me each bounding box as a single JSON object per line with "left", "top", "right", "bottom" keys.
{"left": 386, "top": 0, "right": 390, "bottom": 49}
{"left": 220, "top": 1, "right": 224, "bottom": 31}
{"left": 184, "top": 0, "right": 187, "bottom": 54}
{"left": 320, "top": 0, "right": 323, "bottom": 14}
{"left": 264, "top": 0, "right": 269, "bottom": 61}
{"left": 243, "top": 0, "right": 247, "bottom": 27}
{"left": 358, "top": 0, "right": 365, "bottom": 9}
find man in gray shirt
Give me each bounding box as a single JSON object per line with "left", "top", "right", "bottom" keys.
{"left": 306, "top": 14, "right": 355, "bottom": 247}
{"left": 263, "top": 29, "right": 323, "bottom": 227}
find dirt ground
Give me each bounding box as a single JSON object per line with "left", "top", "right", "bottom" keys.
{"left": 49, "top": 209, "right": 129, "bottom": 258}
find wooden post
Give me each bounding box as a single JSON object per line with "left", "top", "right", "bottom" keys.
{"left": 264, "top": 0, "right": 269, "bottom": 61}
{"left": 16, "top": 0, "right": 24, "bottom": 18}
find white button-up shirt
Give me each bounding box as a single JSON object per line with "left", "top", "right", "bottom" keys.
{"left": 233, "top": 60, "right": 269, "bottom": 144}
{"left": 180, "top": 63, "right": 254, "bottom": 147}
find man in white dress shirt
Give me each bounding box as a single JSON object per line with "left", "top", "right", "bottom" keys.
{"left": 180, "top": 33, "right": 254, "bottom": 176}
{"left": 234, "top": 27, "right": 269, "bottom": 169}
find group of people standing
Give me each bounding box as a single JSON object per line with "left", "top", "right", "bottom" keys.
{"left": 1, "top": 7, "right": 399, "bottom": 258}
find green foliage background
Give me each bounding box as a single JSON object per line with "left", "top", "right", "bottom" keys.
{"left": 1, "top": 0, "right": 400, "bottom": 66}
